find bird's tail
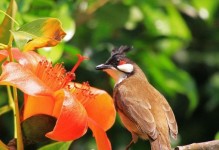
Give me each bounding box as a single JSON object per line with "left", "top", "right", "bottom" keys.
{"left": 150, "top": 133, "right": 171, "bottom": 150}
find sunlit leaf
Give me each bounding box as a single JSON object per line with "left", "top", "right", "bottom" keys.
{"left": 205, "top": 73, "right": 219, "bottom": 111}
{"left": 192, "top": 0, "right": 219, "bottom": 22}
{"left": 0, "top": 0, "right": 17, "bottom": 45}
{"left": 139, "top": 51, "right": 198, "bottom": 113}
{"left": 140, "top": 3, "right": 171, "bottom": 36}
{"left": 166, "top": 3, "right": 191, "bottom": 40}
{"left": 139, "top": 2, "right": 191, "bottom": 55}
{"left": 11, "top": 18, "right": 66, "bottom": 51}
{"left": 38, "top": 141, "right": 72, "bottom": 150}
{"left": 38, "top": 43, "right": 64, "bottom": 63}
{"left": 215, "top": 132, "right": 219, "bottom": 140}
{"left": 55, "top": 4, "right": 75, "bottom": 42}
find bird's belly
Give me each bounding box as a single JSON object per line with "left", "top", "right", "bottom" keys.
{"left": 118, "top": 110, "right": 149, "bottom": 140}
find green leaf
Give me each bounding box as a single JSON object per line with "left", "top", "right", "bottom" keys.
{"left": 139, "top": 2, "right": 190, "bottom": 35}
{"left": 0, "top": 0, "right": 17, "bottom": 45}
{"left": 215, "top": 132, "right": 219, "bottom": 140}
{"left": 11, "top": 18, "right": 66, "bottom": 51}
{"left": 38, "top": 141, "right": 72, "bottom": 150}
{"left": 166, "top": 3, "right": 191, "bottom": 40}
{"left": 192, "top": 0, "right": 219, "bottom": 22}
{"left": 205, "top": 73, "right": 219, "bottom": 111}
{"left": 139, "top": 51, "right": 198, "bottom": 113}
{"left": 38, "top": 43, "right": 64, "bottom": 63}
{"left": 54, "top": 4, "right": 76, "bottom": 42}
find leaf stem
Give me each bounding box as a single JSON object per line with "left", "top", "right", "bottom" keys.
{"left": 0, "top": 10, "right": 19, "bottom": 26}
{"left": 6, "top": 86, "right": 16, "bottom": 137}
{"left": 0, "top": 105, "right": 12, "bottom": 116}
{"left": 0, "top": 43, "right": 8, "bottom": 50}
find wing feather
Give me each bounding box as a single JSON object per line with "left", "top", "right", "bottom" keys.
{"left": 161, "top": 99, "right": 178, "bottom": 139}
{"left": 114, "top": 84, "right": 158, "bottom": 140}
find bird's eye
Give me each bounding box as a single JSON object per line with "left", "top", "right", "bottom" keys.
{"left": 118, "top": 60, "right": 126, "bottom": 65}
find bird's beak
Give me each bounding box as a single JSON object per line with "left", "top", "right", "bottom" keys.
{"left": 96, "top": 64, "right": 112, "bottom": 70}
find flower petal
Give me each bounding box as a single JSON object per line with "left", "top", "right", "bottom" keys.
{"left": 0, "top": 50, "right": 8, "bottom": 62}
{"left": 85, "top": 86, "right": 116, "bottom": 131}
{"left": 0, "top": 48, "right": 19, "bottom": 62}
{"left": 22, "top": 95, "right": 55, "bottom": 121}
{"left": 0, "top": 48, "right": 44, "bottom": 71}
{"left": 88, "top": 118, "right": 112, "bottom": 150}
{"left": 46, "top": 89, "right": 88, "bottom": 141}
{"left": 70, "top": 83, "right": 116, "bottom": 131}
{"left": 0, "top": 62, "right": 53, "bottom": 96}
{"left": 14, "top": 51, "right": 44, "bottom": 72}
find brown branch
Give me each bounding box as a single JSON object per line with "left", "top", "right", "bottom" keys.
{"left": 175, "top": 140, "right": 219, "bottom": 150}
{"left": 86, "top": 0, "right": 109, "bottom": 15}
{"left": 75, "top": 0, "right": 109, "bottom": 26}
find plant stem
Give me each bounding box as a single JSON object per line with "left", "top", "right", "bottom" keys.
{"left": 13, "top": 87, "right": 23, "bottom": 150}
{"left": 7, "top": 85, "right": 16, "bottom": 137}
{"left": 6, "top": 36, "right": 24, "bottom": 149}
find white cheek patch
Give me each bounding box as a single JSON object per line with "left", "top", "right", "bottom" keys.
{"left": 117, "top": 64, "right": 134, "bottom": 73}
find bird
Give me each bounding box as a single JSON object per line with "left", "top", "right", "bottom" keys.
{"left": 96, "top": 45, "right": 178, "bottom": 150}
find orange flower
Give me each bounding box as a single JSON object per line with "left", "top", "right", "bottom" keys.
{"left": 0, "top": 48, "right": 116, "bottom": 150}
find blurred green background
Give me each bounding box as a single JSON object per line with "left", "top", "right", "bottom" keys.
{"left": 0, "top": 0, "right": 219, "bottom": 149}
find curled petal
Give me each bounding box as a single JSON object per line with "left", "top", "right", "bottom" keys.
{"left": 85, "top": 86, "right": 116, "bottom": 131}
{"left": 0, "top": 49, "right": 9, "bottom": 62}
{"left": 69, "top": 83, "right": 116, "bottom": 131}
{"left": 85, "top": 88, "right": 116, "bottom": 131}
{"left": 0, "top": 62, "right": 53, "bottom": 96}
{"left": 88, "top": 118, "right": 112, "bottom": 150}
{"left": 46, "top": 89, "right": 88, "bottom": 141}
{"left": 22, "top": 95, "right": 55, "bottom": 121}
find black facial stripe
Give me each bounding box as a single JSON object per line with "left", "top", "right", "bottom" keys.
{"left": 105, "top": 54, "right": 120, "bottom": 67}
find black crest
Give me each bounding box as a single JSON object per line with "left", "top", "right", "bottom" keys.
{"left": 111, "top": 45, "right": 132, "bottom": 57}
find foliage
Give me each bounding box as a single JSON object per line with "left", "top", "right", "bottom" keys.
{"left": 1, "top": 0, "right": 219, "bottom": 149}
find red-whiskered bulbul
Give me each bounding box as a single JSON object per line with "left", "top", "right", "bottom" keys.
{"left": 96, "top": 46, "right": 178, "bottom": 150}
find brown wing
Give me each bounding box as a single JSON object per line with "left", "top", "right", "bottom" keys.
{"left": 152, "top": 86, "right": 178, "bottom": 139}
{"left": 114, "top": 84, "right": 158, "bottom": 140}
{"left": 161, "top": 99, "right": 178, "bottom": 139}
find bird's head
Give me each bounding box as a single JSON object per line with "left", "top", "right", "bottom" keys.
{"left": 96, "top": 45, "right": 134, "bottom": 84}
